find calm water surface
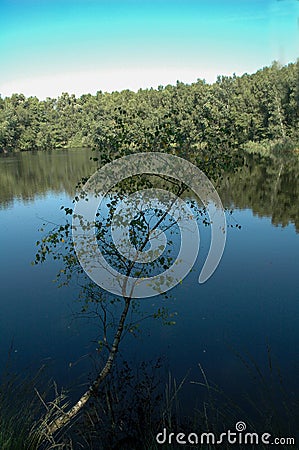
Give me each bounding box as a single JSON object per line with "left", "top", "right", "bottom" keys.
{"left": 0, "top": 148, "right": 298, "bottom": 423}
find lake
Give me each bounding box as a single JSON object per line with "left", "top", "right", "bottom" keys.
{"left": 0, "top": 148, "right": 298, "bottom": 437}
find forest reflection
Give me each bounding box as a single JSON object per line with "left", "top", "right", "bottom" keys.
{"left": 0, "top": 148, "right": 298, "bottom": 232}
{"left": 218, "top": 152, "right": 299, "bottom": 232}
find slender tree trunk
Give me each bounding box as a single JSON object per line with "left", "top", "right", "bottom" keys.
{"left": 45, "top": 181, "right": 184, "bottom": 438}
{"left": 47, "top": 297, "right": 131, "bottom": 436}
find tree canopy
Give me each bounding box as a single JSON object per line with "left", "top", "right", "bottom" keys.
{"left": 0, "top": 62, "right": 298, "bottom": 154}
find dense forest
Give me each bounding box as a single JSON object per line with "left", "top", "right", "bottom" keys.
{"left": 0, "top": 61, "right": 298, "bottom": 155}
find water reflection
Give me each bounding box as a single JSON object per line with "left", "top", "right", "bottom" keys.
{"left": 1, "top": 149, "right": 298, "bottom": 231}
{"left": 0, "top": 148, "right": 96, "bottom": 209}
{"left": 219, "top": 153, "right": 299, "bottom": 232}
{"left": 1, "top": 149, "right": 298, "bottom": 443}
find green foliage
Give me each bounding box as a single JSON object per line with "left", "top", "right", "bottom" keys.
{"left": 0, "top": 61, "right": 298, "bottom": 154}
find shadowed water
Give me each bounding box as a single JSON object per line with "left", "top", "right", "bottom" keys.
{"left": 0, "top": 148, "right": 298, "bottom": 430}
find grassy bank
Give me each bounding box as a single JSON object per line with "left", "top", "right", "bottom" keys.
{"left": 1, "top": 351, "right": 298, "bottom": 449}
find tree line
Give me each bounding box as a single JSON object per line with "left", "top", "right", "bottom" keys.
{"left": 0, "top": 61, "right": 298, "bottom": 154}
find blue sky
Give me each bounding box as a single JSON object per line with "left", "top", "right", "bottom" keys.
{"left": 0, "top": 0, "right": 298, "bottom": 98}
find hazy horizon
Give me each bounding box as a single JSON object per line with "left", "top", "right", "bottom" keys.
{"left": 1, "top": 0, "right": 298, "bottom": 99}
